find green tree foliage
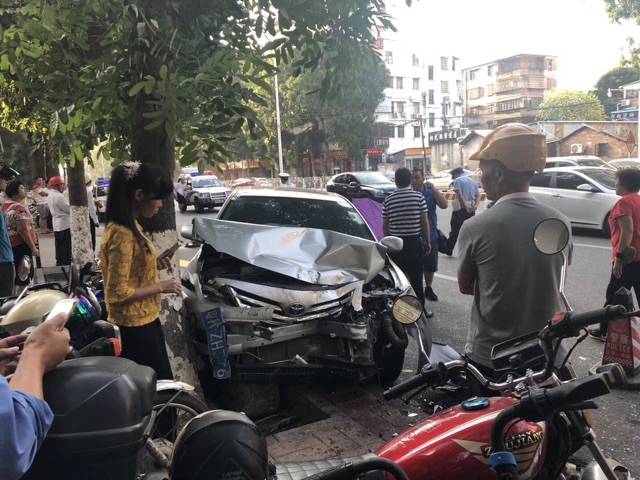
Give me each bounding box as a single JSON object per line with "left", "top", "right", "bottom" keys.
{"left": 604, "top": 1, "right": 640, "bottom": 69}
{"left": 594, "top": 66, "right": 640, "bottom": 114}
{"left": 536, "top": 90, "right": 607, "bottom": 122}
{"left": 0, "top": 1, "right": 393, "bottom": 169}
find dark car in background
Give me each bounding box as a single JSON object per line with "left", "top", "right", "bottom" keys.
{"left": 326, "top": 171, "right": 396, "bottom": 201}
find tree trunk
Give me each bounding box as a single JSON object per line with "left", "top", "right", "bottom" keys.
{"left": 131, "top": 77, "right": 200, "bottom": 392}
{"left": 67, "top": 161, "right": 93, "bottom": 268}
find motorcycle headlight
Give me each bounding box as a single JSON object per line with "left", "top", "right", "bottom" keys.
{"left": 392, "top": 295, "right": 422, "bottom": 324}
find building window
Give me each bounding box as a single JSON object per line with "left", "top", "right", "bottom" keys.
{"left": 596, "top": 143, "right": 608, "bottom": 157}
{"left": 487, "top": 84, "right": 495, "bottom": 96}
{"left": 388, "top": 76, "right": 394, "bottom": 88}
{"left": 469, "top": 69, "right": 479, "bottom": 81}
{"left": 546, "top": 58, "right": 554, "bottom": 70}
{"left": 452, "top": 57, "right": 457, "bottom": 71}
{"left": 413, "top": 102, "right": 420, "bottom": 115}
{"left": 385, "top": 51, "right": 393, "bottom": 64}
{"left": 412, "top": 54, "right": 419, "bottom": 67}
{"left": 428, "top": 89, "right": 434, "bottom": 104}
{"left": 429, "top": 112, "right": 435, "bottom": 127}
{"left": 413, "top": 125, "right": 421, "bottom": 138}
{"left": 441, "top": 81, "right": 449, "bottom": 94}
{"left": 397, "top": 125, "right": 405, "bottom": 138}
{"left": 487, "top": 65, "right": 495, "bottom": 76}
{"left": 546, "top": 78, "right": 557, "bottom": 90}
{"left": 428, "top": 65, "right": 434, "bottom": 80}
{"left": 396, "top": 77, "right": 403, "bottom": 89}
{"left": 440, "top": 56, "right": 448, "bottom": 71}
{"left": 413, "top": 78, "right": 420, "bottom": 90}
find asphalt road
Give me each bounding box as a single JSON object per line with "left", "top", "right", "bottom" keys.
{"left": 174, "top": 202, "right": 639, "bottom": 473}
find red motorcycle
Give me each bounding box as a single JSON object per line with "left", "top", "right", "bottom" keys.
{"left": 376, "top": 305, "right": 631, "bottom": 480}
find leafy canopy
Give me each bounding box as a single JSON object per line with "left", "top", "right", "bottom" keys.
{"left": 536, "top": 90, "right": 607, "bottom": 122}
{"left": 0, "top": 1, "right": 393, "bottom": 167}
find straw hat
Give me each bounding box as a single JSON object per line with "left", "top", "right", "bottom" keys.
{"left": 469, "top": 123, "right": 547, "bottom": 172}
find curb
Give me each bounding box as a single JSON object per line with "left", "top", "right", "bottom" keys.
{"left": 589, "top": 362, "right": 640, "bottom": 391}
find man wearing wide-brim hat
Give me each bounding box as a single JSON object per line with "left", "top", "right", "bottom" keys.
{"left": 456, "top": 123, "right": 572, "bottom": 391}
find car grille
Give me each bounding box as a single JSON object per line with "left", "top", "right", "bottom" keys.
{"left": 209, "top": 193, "right": 226, "bottom": 202}
{"left": 229, "top": 287, "right": 352, "bottom": 322}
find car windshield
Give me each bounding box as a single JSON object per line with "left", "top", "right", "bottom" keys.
{"left": 193, "top": 178, "right": 221, "bottom": 188}
{"left": 354, "top": 173, "right": 394, "bottom": 185}
{"left": 581, "top": 169, "right": 616, "bottom": 190}
{"left": 577, "top": 159, "right": 605, "bottom": 167}
{"left": 220, "top": 196, "right": 375, "bottom": 240}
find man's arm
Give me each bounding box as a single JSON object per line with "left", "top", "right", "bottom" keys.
{"left": 456, "top": 223, "right": 476, "bottom": 295}
{"left": 420, "top": 212, "right": 431, "bottom": 254}
{"left": 382, "top": 218, "right": 389, "bottom": 237}
{"left": 426, "top": 181, "right": 448, "bottom": 209}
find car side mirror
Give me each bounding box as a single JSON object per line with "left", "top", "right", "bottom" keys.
{"left": 576, "top": 183, "right": 597, "bottom": 192}
{"left": 349, "top": 181, "right": 359, "bottom": 189}
{"left": 180, "top": 225, "right": 198, "bottom": 242}
{"left": 380, "top": 236, "right": 403, "bottom": 252}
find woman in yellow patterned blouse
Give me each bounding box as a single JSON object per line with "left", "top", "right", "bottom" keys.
{"left": 99, "top": 162, "right": 181, "bottom": 379}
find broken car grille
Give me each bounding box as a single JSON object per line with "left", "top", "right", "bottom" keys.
{"left": 229, "top": 287, "right": 352, "bottom": 322}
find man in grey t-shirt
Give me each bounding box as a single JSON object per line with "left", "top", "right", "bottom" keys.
{"left": 457, "top": 124, "right": 571, "bottom": 375}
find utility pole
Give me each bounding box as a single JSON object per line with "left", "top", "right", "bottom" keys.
{"left": 274, "top": 73, "right": 285, "bottom": 174}
{"left": 419, "top": 115, "right": 429, "bottom": 175}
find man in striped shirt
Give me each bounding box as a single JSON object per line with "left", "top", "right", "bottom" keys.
{"left": 382, "top": 168, "right": 431, "bottom": 309}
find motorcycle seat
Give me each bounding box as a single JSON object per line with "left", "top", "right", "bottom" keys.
{"left": 274, "top": 454, "right": 377, "bottom": 480}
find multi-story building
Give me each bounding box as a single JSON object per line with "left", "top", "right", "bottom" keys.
{"left": 462, "top": 54, "right": 557, "bottom": 128}
{"left": 610, "top": 80, "right": 639, "bottom": 122}
{"left": 369, "top": 34, "right": 464, "bottom": 172}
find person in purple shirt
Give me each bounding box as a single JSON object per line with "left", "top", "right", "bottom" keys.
{"left": 1, "top": 312, "right": 71, "bottom": 480}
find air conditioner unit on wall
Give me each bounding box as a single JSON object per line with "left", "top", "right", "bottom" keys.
{"left": 570, "top": 144, "right": 583, "bottom": 154}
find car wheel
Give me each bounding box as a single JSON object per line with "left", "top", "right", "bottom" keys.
{"left": 602, "top": 212, "right": 611, "bottom": 237}
{"left": 194, "top": 198, "right": 204, "bottom": 213}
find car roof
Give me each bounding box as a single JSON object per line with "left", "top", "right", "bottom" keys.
{"left": 542, "top": 166, "right": 612, "bottom": 172}
{"left": 546, "top": 156, "right": 601, "bottom": 161}
{"left": 192, "top": 175, "right": 218, "bottom": 180}
{"left": 230, "top": 187, "right": 348, "bottom": 203}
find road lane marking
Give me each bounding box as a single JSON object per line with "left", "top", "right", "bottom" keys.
{"left": 435, "top": 273, "right": 457, "bottom": 282}
{"left": 573, "top": 243, "right": 610, "bottom": 251}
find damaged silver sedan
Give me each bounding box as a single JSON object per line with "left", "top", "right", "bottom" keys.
{"left": 181, "top": 189, "right": 432, "bottom": 387}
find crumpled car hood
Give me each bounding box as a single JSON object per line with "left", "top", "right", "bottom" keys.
{"left": 192, "top": 218, "right": 387, "bottom": 285}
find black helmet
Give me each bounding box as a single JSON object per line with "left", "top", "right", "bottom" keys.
{"left": 170, "top": 410, "right": 268, "bottom": 480}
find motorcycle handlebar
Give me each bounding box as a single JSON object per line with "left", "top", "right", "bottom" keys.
{"left": 549, "top": 305, "right": 628, "bottom": 338}
{"left": 383, "top": 363, "right": 446, "bottom": 400}
{"left": 305, "top": 457, "right": 409, "bottom": 480}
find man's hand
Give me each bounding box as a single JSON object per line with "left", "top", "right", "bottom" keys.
{"left": 613, "top": 257, "right": 623, "bottom": 279}
{"left": 22, "top": 313, "right": 71, "bottom": 373}
{"left": 423, "top": 238, "right": 431, "bottom": 255}
{"left": 157, "top": 256, "right": 173, "bottom": 271}
{"left": 0, "top": 334, "right": 27, "bottom": 376}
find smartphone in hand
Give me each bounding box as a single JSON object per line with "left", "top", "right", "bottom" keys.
{"left": 158, "top": 242, "right": 180, "bottom": 261}
{"left": 44, "top": 298, "right": 78, "bottom": 325}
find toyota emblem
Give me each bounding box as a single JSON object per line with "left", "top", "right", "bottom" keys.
{"left": 287, "top": 303, "right": 306, "bottom": 316}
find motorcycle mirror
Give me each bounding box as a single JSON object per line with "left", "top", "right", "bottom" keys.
{"left": 392, "top": 295, "right": 423, "bottom": 324}
{"left": 16, "top": 255, "right": 32, "bottom": 283}
{"left": 533, "top": 218, "right": 569, "bottom": 255}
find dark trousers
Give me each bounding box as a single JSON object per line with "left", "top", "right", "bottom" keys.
{"left": 119, "top": 319, "right": 173, "bottom": 380}
{"left": 446, "top": 209, "right": 475, "bottom": 254}
{"left": 90, "top": 219, "right": 96, "bottom": 251}
{"left": 0, "top": 262, "right": 15, "bottom": 297}
{"left": 54, "top": 228, "right": 72, "bottom": 266}
{"left": 390, "top": 235, "right": 425, "bottom": 307}
{"left": 602, "top": 261, "right": 640, "bottom": 335}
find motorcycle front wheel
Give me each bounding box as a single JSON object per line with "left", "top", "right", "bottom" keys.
{"left": 141, "top": 390, "right": 208, "bottom": 475}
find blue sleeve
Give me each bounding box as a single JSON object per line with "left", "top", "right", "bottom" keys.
{"left": 0, "top": 376, "right": 54, "bottom": 480}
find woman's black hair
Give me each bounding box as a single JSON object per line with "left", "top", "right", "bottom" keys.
{"left": 617, "top": 167, "right": 640, "bottom": 193}
{"left": 105, "top": 162, "right": 174, "bottom": 243}
{"left": 5, "top": 180, "right": 24, "bottom": 199}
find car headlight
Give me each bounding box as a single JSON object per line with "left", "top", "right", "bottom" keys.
{"left": 392, "top": 295, "right": 423, "bottom": 324}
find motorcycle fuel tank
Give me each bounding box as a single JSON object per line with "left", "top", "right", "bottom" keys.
{"left": 376, "top": 397, "right": 547, "bottom": 480}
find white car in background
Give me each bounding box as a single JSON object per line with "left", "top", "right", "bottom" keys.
{"left": 182, "top": 175, "right": 231, "bottom": 213}
{"left": 529, "top": 167, "right": 620, "bottom": 235}
{"left": 608, "top": 158, "right": 640, "bottom": 170}
{"left": 545, "top": 156, "right": 615, "bottom": 170}
{"left": 429, "top": 169, "right": 481, "bottom": 190}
